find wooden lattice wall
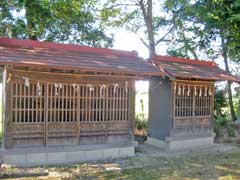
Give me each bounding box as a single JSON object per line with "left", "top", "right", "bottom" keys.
{"left": 173, "top": 81, "right": 214, "bottom": 136}
{"left": 4, "top": 70, "right": 135, "bottom": 148}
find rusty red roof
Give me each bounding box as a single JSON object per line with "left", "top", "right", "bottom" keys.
{"left": 154, "top": 55, "right": 240, "bottom": 82}
{"left": 0, "top": 38, "right": 165, "bottom": 76}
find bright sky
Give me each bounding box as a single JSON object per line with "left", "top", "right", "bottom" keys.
{"left": 112, "top": 30, "right": 168, "bottom": 59}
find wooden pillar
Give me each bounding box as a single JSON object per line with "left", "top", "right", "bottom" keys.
{"left": 210, "top": 83, "right": 215, "bottom": 131}
{"left": 1, "top": 67, "right": 6, "bottom": 149}
{"left": 2, "top": 66, "right": 13, "bottom": 149}
{"left": 192, "top": 86, "right": 196, "bottom": 134}
{"left": 128, "top": 80, "right": 135, "bottom": 142}
{"left": 170, "top": 81, "right": 175, "bottom": 137}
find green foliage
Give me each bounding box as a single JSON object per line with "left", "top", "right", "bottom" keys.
{"left": 234, "top": 87, "right": 240, "bottom": 119}
{"left": 213, "top": 116, "right": 236, "bottom": 138}
{"left": 213, "top": 86, "right": 238, "bottom": 137}
{"left": 165, "top": 0, "right": 240, "bottom": 62}
{"left": 0, "top": 0, "right": 113, "bottom": 47}
{"left": 135, "top": 117, "right": 148, "bottom": 131}
{"left": 214, "top": 87, "right": 229, "bottom": 119}
{"left": 135, "top": 98, "right": 148, "bottom": 131}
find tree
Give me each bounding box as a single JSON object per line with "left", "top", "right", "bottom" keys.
{"left": 101, "top": 0, "right": 175, "bottom": 58}
{"left": 0, "top": 0, "right": 113, "bottom": 47}
{"left": 165, "top": 0, "right": 240, "bottom": 121}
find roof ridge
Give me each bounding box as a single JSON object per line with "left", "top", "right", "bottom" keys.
{"left": 0, "top": 38, "right": 139, "bottom": 58}
{"left": 154, "top": 55, "right": 216, "bottom": 67}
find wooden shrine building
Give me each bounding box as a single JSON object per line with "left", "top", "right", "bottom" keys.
{"left": 148, "top": 55, "right": 240, "bottom": 151}
{"left": 0, "top": 38, "right": 164, "bottom": 166}
{"left": 0, "top": 38, "right": 239, "bottom": 166}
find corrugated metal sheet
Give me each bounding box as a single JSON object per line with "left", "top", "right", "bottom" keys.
{"left": 154, "top": 55, "right": 240, "bottom": 82}
{"left": 0, "top": 38, "right": 165, "bottom": 76}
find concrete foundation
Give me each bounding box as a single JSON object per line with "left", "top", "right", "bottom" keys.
{"left": 0, "top": 143, "right": 135, "bottom": 167}
{"left": 147, "top": 135, "right": 215, "bottom": 151}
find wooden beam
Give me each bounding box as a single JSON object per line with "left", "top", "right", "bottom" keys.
{"left": 10, "top": 69, "right": 146, "bottom": 79}
{"left": 175, "top": 79, "right": 215, "bottom": 84}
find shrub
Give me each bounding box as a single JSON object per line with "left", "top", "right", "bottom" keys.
{"left": 135, "top": 116, "right": 148, "bottom": 131}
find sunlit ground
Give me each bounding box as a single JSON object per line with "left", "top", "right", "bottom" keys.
{"left": 1, "top": 151, "right": 240, "bottom": 179}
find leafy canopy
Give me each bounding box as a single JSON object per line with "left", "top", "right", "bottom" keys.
{"left": 0, "top": 0, "right": 113, "bottom": 47}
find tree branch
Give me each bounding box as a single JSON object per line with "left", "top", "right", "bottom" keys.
{"left": 136, "top": 34, "right": 149, "bottom": 48}
{"left": 155, "top": 25, "right": 175, "bottom": 46}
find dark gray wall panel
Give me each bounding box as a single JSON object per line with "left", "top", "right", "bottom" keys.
{"left": 148, "top": 77, "right": 172, "bottom": 140}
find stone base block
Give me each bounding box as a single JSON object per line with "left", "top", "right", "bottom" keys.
{"left": 147, "top": 135, "right": 215, "bottom": 151}
{"left": 0, "top": 143, "right": 135, "bottom": 167}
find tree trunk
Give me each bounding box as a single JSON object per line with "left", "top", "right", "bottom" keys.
{"left": 146, "top": 0, "right": 155, "bottom": 58}
{"left": 139, "top": 0, "right": 155, "bottom": 58}
{"left": 220, "top": 31, "right": 237, "bottom": 121}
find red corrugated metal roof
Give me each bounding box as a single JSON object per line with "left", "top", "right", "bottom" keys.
{"left": 0, "top": 38, "right": 165, "bottom": 76}
{"left": 154, "top": 55, "right": 240, "bottom": 82}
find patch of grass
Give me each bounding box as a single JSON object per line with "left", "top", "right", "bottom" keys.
{"left": 1, "top": 151, "right": 240, "bottom": 179}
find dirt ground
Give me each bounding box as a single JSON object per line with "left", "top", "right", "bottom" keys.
{"left": 1, "top": 143, "right": 240, "bottom": 180}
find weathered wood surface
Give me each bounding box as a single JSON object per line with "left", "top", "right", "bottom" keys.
{"left": 5, "top": 69, "right": 134, "bottom": 148}
{"left": 172, "top": 80, "right": 214, "bottom": 136}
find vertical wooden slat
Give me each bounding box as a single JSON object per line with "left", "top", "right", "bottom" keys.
{"left": 109, "top": 87, "right": 112, "bottom": 121}
{"left": 125, "top": 86, "right": 128, "bottom": 121}
{"left": 98, "top": 86, "right": 101, "bottom": 122}
{"left": 15, "top": 83, "right": 18, "bottom": 123}
{"left": 113, "top": 86, "right": 116, "bottom": 121}
{"left": 23, "top": 83, "right": 26, "bottom": 123}
{"left": 65, "top": 84, "right": 68, "bottom": 122}
{"left": 77, "top": 84, "right": 80, "bottom": 144}
{"left": 73, "top": 85, "right": 75, "bottom": 122}
{"left": 102, "top": 88, "right": 106, "bottom": 121}
{"left": 119, "top": 86, "right": 122, "bottom": 121}
{"left": 81, "top": 86, "right": 84, "bottom": 121}
{"left": 69, "top": 85, "right": 72, "bottom": 122}
{"left": 106, "top": 86, "right": 109, "bottom": 121}
{"left": 31, "top": 84, "right": 34, "bottom": 122}
{"left": 61, "top": 85, "right": 64, "bottom": 122}
{"left": 49, "top": 84, "right": 52, "bottom": 123}
{"left": 99, "top": 86, "right": 102, "bottom": 121}
{"left": 19, "top": 83, "right": 22, "bottom": 123}
{"left": 53, "top": 84, "right": 56, "bottom": 122}
{"left": 40, "top": 84, "right": 43, "bottom": 122}
{"left": 27, "top": 84, "right": 30, "bottom": 123}
{"left": 116, "top": 87, "right": 119, "bottom": 121}
{"left": 57, "top": 86, "right": 60, "bottom": 122}
{"left": 44, "top": 83, "right": 48, "bottom": 147}
{"left": 85, "top": 86, "right": 88, "bottom": 122}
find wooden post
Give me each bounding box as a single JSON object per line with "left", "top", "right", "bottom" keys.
{"left": 192, "top": 85, "right": 196, "bottom": 134}
{"left": 170, "top": 81, "right": 175, "bottom": 137}
{"left": 210, "top": 83, "right": 215, "bottom": 132}
{"left": 2, "top": 66, "right": 13, "bottom": 149}
{"left": 128, "top": 81, "right": 135, "bottom": 142}
{"left": 1, "top": 67, "right": 6, "bottom": 149}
